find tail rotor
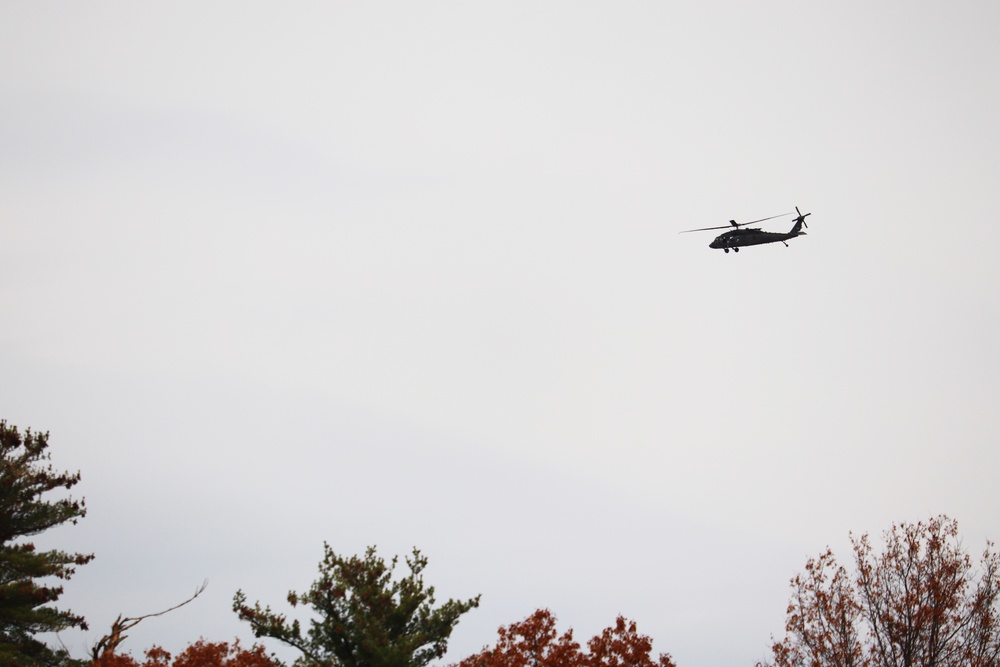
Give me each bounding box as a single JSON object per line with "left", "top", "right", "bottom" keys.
{"left": 794, "top": 206, "right": 811, "bottom": 229}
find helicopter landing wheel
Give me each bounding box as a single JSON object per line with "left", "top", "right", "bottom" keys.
{"left": 723, "top": 248, "right": 729, "bottom": 253}
{"left": 733, "top": 247, "right": 739, "bottom": 253}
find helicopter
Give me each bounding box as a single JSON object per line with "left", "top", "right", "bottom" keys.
{"left": 681, "top": 206, "right": 812, "bottom": 253}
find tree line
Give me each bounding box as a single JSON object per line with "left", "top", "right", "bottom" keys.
{"left": 3, "top": 420, "right": 999, "bottom": 667}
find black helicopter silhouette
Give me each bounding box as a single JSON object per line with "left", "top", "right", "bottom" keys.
{"left": 681, "top": 206, "right": 812, "bottom": 253}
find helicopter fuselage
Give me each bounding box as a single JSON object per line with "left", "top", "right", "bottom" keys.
{"left": 709, "top": 227, "right": 806, "bottom": 253}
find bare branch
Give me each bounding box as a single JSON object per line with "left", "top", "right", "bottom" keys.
{"left": 90, "top": 579, "right": 208, "bottom": 660}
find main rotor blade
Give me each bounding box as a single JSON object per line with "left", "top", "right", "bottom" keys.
{"left": 679, "top": 224, "right": 734, "bottom": 233}
{"left": 679, "top": 211, "right": 793, "bottom": 234}
{"left": 742, "top": 212, "right": 793, "bottom": 225}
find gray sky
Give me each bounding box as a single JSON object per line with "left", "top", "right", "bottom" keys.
{"left": 2, "top": 3, "right": 999, "bottom": 666}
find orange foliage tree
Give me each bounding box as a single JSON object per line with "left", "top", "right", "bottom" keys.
{"left": 759, "top": 515, "right": 1000, "bottom": 667}
{"left": 90, "top": 639, "right": 275, "bottom": 667}
{"left": 451, "top": 609, "right": 676, "bottom": 667}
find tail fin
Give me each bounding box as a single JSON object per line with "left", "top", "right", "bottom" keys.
{"left": 790, "top": 206, "right": 811, "bottom": 234}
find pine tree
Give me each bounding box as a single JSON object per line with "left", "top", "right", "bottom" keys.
{"left": 1, "top": 421, "right": 93, "bottom": 665}
{"left": 234, "top": 545, "right": 480, "bottom": 667}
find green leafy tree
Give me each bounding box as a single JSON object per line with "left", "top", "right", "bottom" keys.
{"left": 233, "top": 545, "right": 480, "bottom": 667}
{"left": 1, "top": 420, "right": 93, "bottom": 666}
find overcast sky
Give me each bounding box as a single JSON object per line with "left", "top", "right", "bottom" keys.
{"left": 2, "top": 3, "right": 1000, "bottom": 666}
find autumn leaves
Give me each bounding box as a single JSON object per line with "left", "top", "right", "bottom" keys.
{"left": 4, "top": 418, "right": 999, "bottom": 667}
{"left": 761, "top": 516, "right": 1000, "bottom": 667}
